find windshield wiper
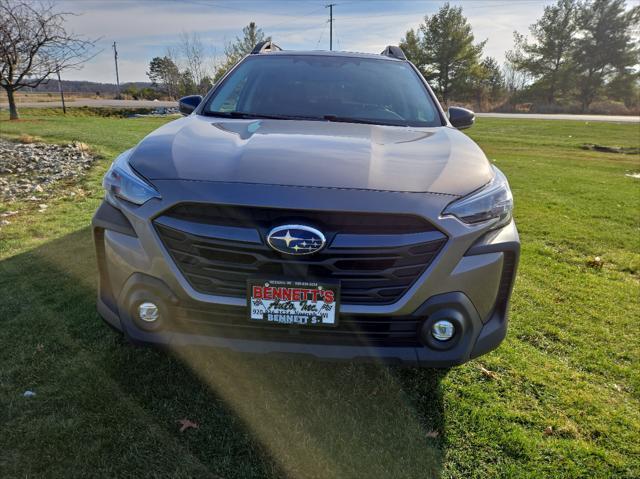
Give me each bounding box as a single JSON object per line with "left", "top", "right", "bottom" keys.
{"left": 322, "top": 115, "right": 407, "bottom": 127}
{"left": 204, "top": 111, "right": 318, "bottom": 121}
{"left": 204, "top": 111, "right": 407, "bottom": 126}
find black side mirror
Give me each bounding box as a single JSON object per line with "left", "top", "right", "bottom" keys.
{"left": 448, "top": 107, "right": 475, "bottom": 130}
{"left": 178, "top": 95, "right": 203, "bottom": 116}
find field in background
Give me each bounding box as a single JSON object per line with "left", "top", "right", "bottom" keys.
{"left": 0, "top": 109, "right": 639, "bottom": 478}
{"left": 5, "top": 93, "right": 640, "bottom": 116}
{"left": 13, "top": 92, "right": 118, "bottom": 103}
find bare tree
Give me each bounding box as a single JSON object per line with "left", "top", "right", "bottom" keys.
{"left": 502, "top": 62, "right": 530, "bottom": 96}
{"left": 178, "top": 32, "right": 208, "bottom": 90}
{"left": 0, "top": 0, "right": 96, "bottom": 119}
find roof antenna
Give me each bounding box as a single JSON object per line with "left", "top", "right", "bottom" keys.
{"left": 381, "top": 46, "right": 407, "bottom": 61}
{"left": 251, "top": 41, "right": 282, "bottom": 54}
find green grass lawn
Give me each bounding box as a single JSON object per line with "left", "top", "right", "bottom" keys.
{"left": 1, "top": 109, "right": 639, "bottom": 478}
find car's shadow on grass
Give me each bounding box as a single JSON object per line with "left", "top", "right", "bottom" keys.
{"left": 1, "top": 227, "right": 447, "bottom": 479}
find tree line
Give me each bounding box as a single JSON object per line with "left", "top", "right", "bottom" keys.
{"left": 143, "top": 23, "right": 267, "bottom": 100}
{"left": 2, "top": 0, "right": 638, "bottom": 119}
{"left": 401, "top": 0, "right": 639, "bottom": 113}
{"left": 146, "top": 0, "right": 638, "bottom": 114}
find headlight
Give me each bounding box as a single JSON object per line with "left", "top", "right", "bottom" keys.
{"left": 442, "top": 166, "right": 513, "bottom": 230}
{"left": 103, "top": 150, "right": 160, "bottom": 206}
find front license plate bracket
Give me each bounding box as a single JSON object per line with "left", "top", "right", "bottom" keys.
{"left": 247, "top": 278, "right": 340, "bottom": 327}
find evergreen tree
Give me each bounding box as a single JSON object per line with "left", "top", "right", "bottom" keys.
{"left": 401, "top": 3, "right": 485, "bottom": 103}
{"left": 480, "top": 57, "right": 505, "bottom": 104}
{"left": 573, "top": 0, "right": 640, "bottom": 111}
{"left": 179, "top": 69, "right": 197, "bottom": 97}
{"left": 606, "top": 69, "right": 640, "bottom": 108}
{"left": 399, "top": 29, "right": 427, "bottom": 75}
{"left": 507, "top": 0, "right": 578, "bottom": 104}
{"left": 214, "top": 22, "right": 268, "bottom": 83}
{"left": 146, "top": 56, "right": 181, "bottom": 99}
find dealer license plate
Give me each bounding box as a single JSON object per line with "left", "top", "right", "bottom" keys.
{"left": 247, "top": 279, "right": 340, "bottom": 326}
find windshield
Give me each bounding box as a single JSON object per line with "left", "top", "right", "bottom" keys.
{"left": 202, "top": 55, "right": 443, "bottom": 127}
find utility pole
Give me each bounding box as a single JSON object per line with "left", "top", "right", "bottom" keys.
{"left": 326, "top": 3, "right": 336, "bottom": 51}
{"left": 112, "top": 41, "right": 121, "bottom": 99}
{"left": 56, "top": 66, "right": 66, "bottom": 114}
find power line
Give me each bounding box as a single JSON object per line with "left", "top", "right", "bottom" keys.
{"left": 316, "top": 19, "right": 329, "bottom": 49}
{"left": 266, "top": 5, "right": 326, "bottom": 30}
{"left": 176, "top": 0, "right": 312, "bottom": 17}
{"left": 348, "top": 0, "right": 546, "bottom": 22}
{"left": 175, "top": 0, "right": 326, "bottom": 30}
{"left": 191, "top": 0, "right": 327, "bottom": 31}
{"left": 276, "top": 21, "right": 328, "bottom": 42}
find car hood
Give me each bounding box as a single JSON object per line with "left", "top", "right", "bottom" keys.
{"left": 129, "top": 115, "right": 493, "bottom": 196}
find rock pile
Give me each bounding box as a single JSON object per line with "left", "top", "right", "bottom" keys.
{"left": 0, "top": 139, "right": 96, "bottom": 202}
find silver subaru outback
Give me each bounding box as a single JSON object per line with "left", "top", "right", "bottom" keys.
{"left": 92, "top": 43, "right": 519, "bottom": 367}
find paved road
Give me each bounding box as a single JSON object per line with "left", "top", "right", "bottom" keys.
{"left": 2, "top": 99, "right": 639, "bottom": 123}
{"left": 1, "top": 99, "right": 178, "bottom": 109}
{"left": 475, "top": 112, "right": 639, "bottom": 123}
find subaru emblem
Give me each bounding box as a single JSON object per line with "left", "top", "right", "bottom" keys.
{"left": 267, "top": 225, "right": 326, "bottom": 255}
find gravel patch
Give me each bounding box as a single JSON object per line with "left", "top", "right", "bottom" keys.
{"left": 0, "top": 138, "right": 97, "bottom": 202}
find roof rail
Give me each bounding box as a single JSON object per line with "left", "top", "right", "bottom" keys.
{"left": 381, "top": 45, "right": 406, "bottom": 61}
{"left": 251, "top": 40, "right": 282, "bottom": 54}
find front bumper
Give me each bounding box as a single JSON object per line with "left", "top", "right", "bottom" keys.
{"left": 92, "top": 181, "right": 519, "bottom": 367}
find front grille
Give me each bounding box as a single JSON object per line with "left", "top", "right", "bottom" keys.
{"left": 154, "top": 204, "right": 447, "bottom": 305}
{"left": 166, "top": 203, "right": 437, "bottom": 234}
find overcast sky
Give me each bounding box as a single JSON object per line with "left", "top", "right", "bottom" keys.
{"left": 57, "top": 0, "right": 556, "bottom": 83}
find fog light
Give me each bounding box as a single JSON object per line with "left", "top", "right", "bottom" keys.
{"left": 432, "top": 320, "right": 455, "bottom": 341}
{"left": 138, "top": 302, "right": 159, "bottom": 322}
